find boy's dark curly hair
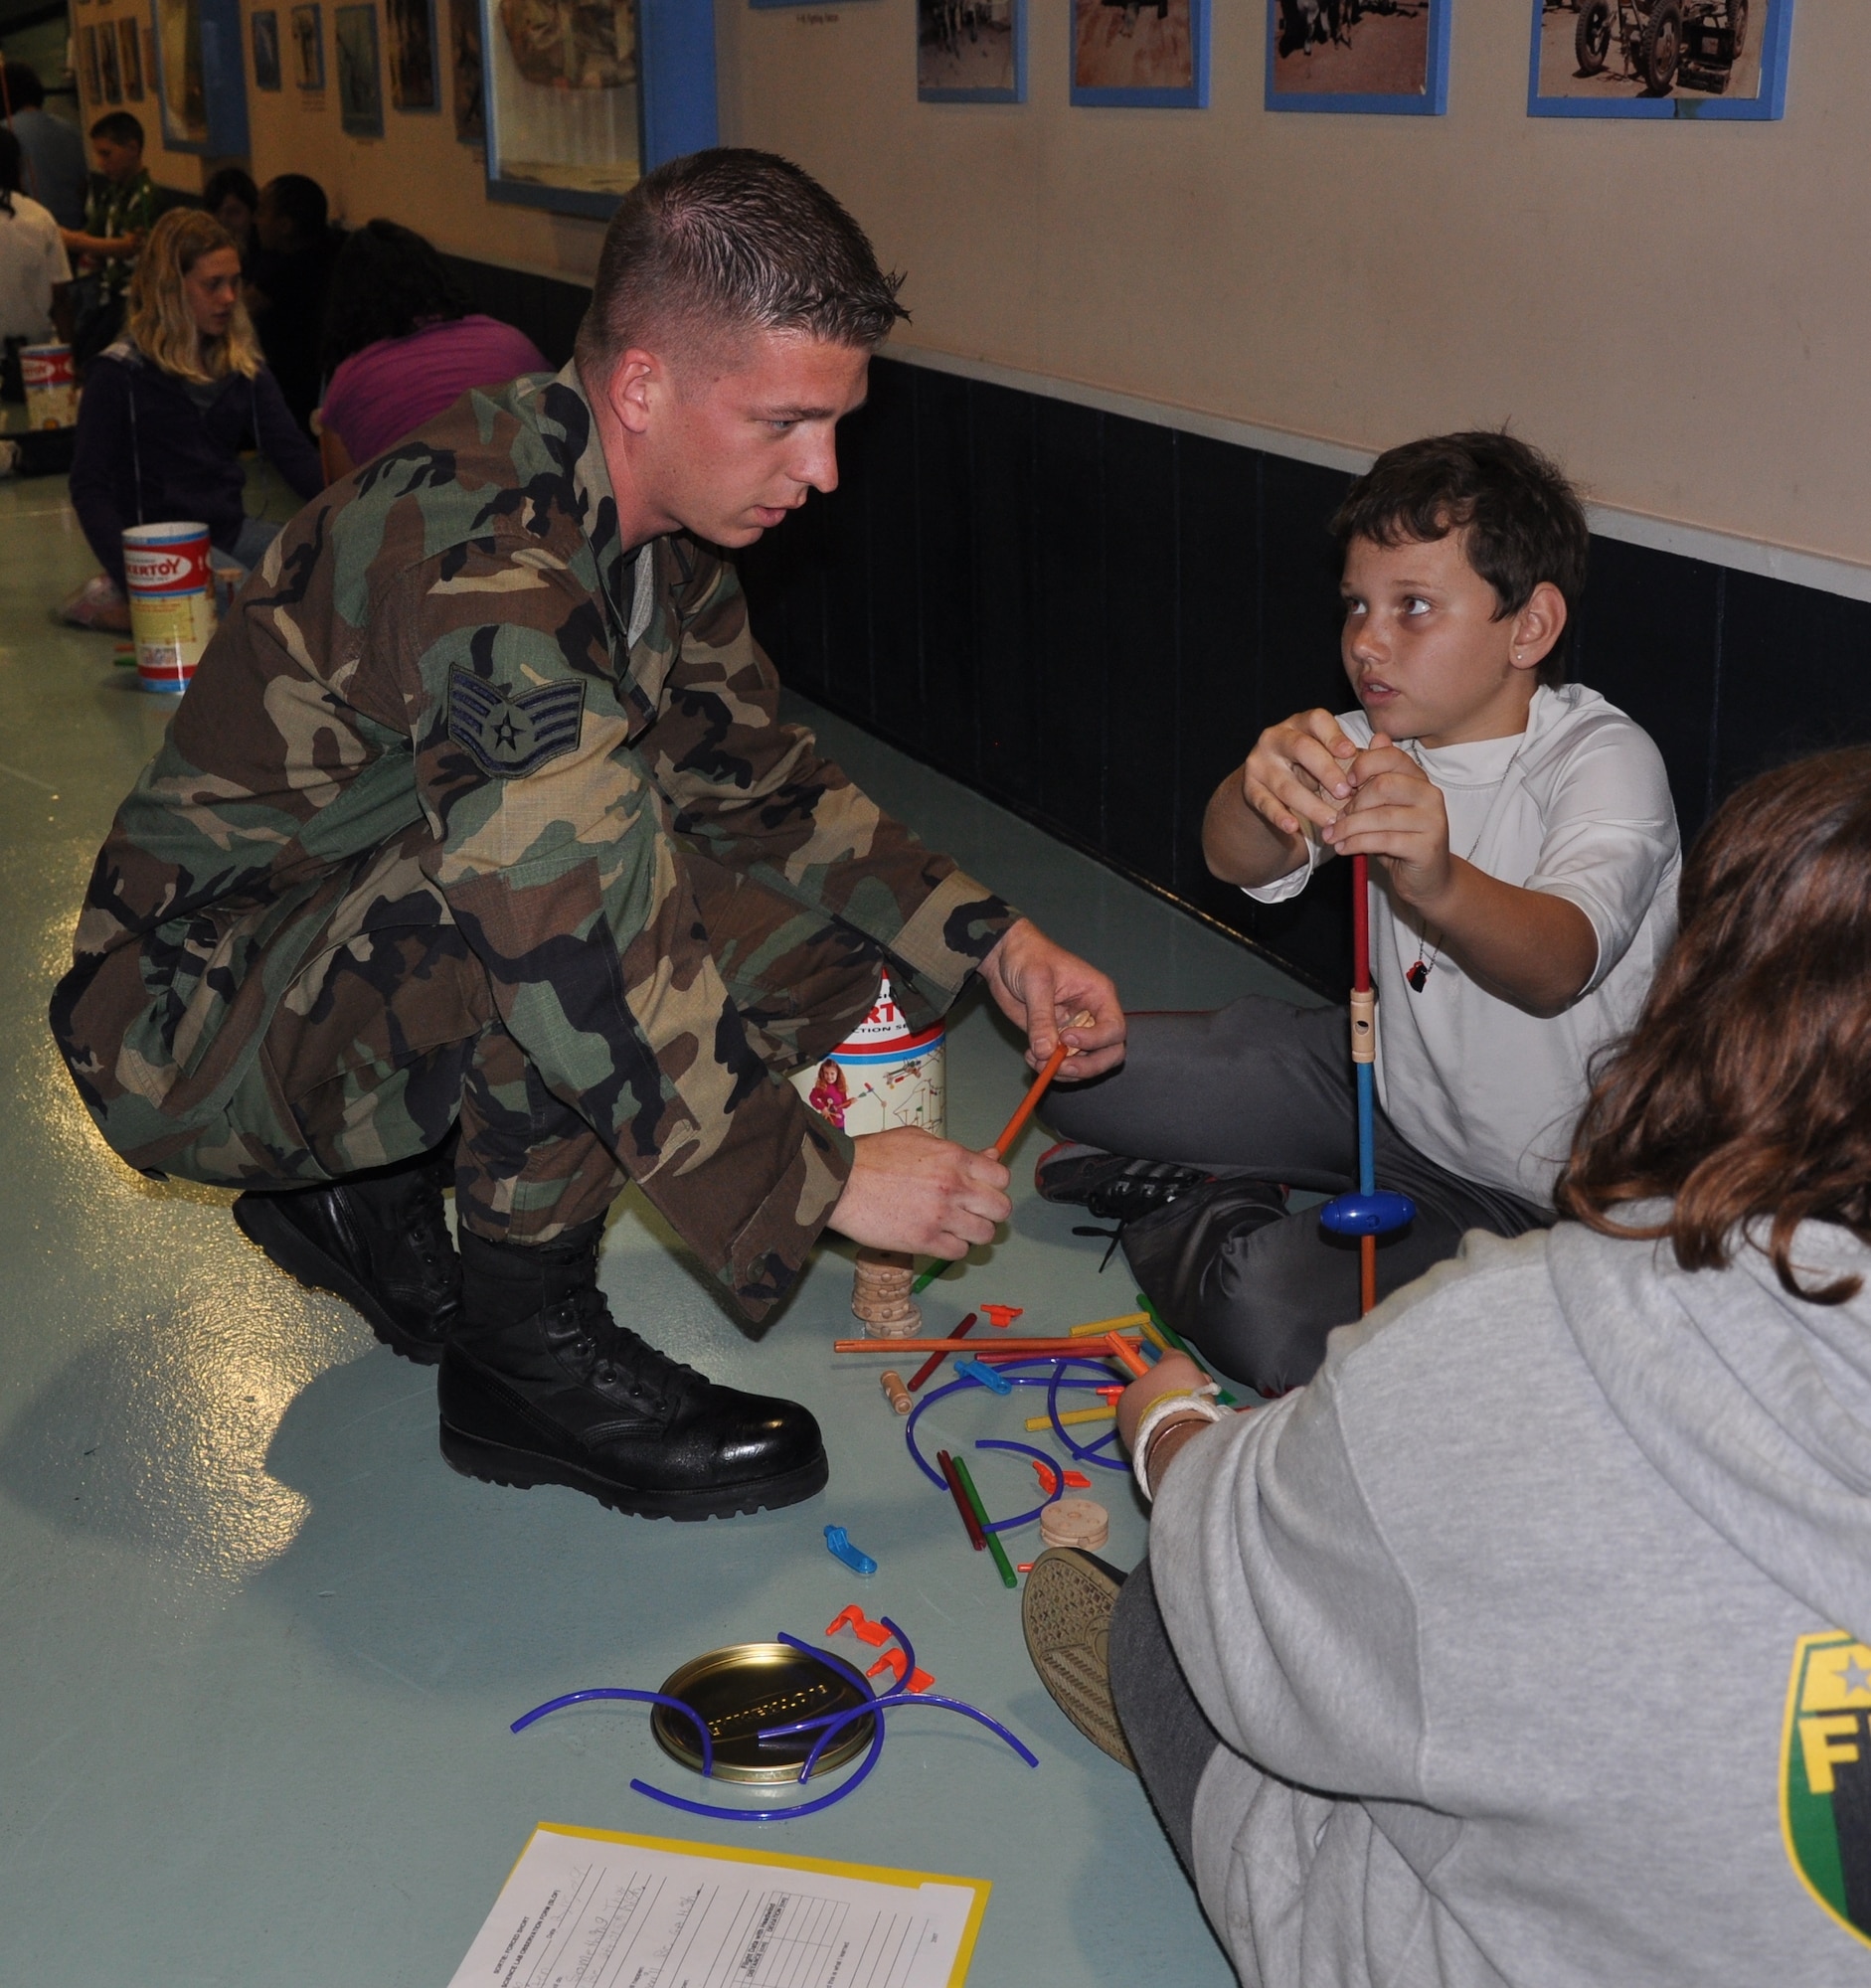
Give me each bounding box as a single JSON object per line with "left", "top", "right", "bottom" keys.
{"left": 1331, "top": 430, "right": 1591, "bottom": 687}
{"left": 319, "top": 219, "right": 467, "bottom": 378}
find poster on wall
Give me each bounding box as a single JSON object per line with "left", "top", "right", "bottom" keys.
{"left": 1529, "top": 0, "right": 1792, "bottom": 119}
{"left": 480, "top": 0, "right": 641, "bottom": 212}
{"left": 98, "top": 16, "right": 123, "bottom": 98}
{"left": 118, "top": 16, "right": 145, "bottom": 96}
{"left": 448, "top": 0, "right": 483, "bottom": 141}
{"left": 1266, "top": 0, "right": 1449, "bottom": 115}
{"left": 918, "top": 0, "right": 1025, "bottom": 103}
{"left": 152, "top": 0, "right": 211, "bottom": 145}
{"left": 335, "top": 1, "right": 384, "bottom": 131}
{"left": 1070, "top": 0, "right": 1209, "bottom": 107}
{"left": 253, "top": 8, "right": 282, "bottom": 86}
{"left": 386, "top": 0, "right": 438, "bottom": 108}
{"left": 291, "top": 1, "right": 325, "bottom": 87}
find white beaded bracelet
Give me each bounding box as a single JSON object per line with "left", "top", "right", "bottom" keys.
{"left": 1133, "top": 1385, "right": 1223, "bottom": 1501}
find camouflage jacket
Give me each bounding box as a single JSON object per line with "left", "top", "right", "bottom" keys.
{"left": 53, "top": 364, "right": 1015, "bottom": 1317}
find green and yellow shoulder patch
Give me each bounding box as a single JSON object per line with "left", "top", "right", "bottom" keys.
{"left": 1782, "top": 1630, "right": 1871, "bottom": 1947}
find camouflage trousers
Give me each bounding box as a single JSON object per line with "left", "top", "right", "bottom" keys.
{"left": 137, "top": 820, "right": 894, "bottom": 1243}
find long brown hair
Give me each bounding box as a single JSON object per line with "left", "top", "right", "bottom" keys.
{"left": 126, "top": 209, "right": 262, "bottom": 385}
{"left": 1557, "top": 746, "right": 1871, "bottom": 1303}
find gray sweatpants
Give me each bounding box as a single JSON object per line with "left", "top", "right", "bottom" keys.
{"left": 1109, "top": 1558, "right": 1220, "bottom": 1881}
{"left": 1042, "top": 996, "right": 1552, "bottom": 1395}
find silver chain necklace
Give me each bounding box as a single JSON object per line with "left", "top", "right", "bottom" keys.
{"left": 1398, "top": 731, "right": 1531, "bottom": 992}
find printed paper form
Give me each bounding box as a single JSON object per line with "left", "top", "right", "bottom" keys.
{"left": 447, "top": 1824, "right": 991, "bottom": 1988}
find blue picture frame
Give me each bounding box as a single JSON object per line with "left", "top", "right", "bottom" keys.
{"left": 1266, "top": 0, "right": 1449, "bottom": 117}
{"left": 1070, "top": 0, "right": 1209, "bottom": 110}
{"left": 919, "top": 0, "right": 1026, "bottom": 104}
{"left": 482, "top": 0, "right": 718, "bottom": 219}
{"left": 1528, "top": 0, "right": 1793, "bottom": 121}
{"left": 150, "top": 0, "right": 250, "bottom": 154}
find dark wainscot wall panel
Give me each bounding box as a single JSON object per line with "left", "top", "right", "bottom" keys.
{"left": 450, "top": 262, "right": 1871, "bottom": 994}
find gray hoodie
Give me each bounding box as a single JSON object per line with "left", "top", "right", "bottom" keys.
{"left": 1151, "top": 1217, "right": 1871, "bottom": 1986}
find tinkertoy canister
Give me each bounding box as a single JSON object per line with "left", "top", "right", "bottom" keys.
{"left": 791, "top": 973, "right": 945, "bottom": 1139}
{"left": 122, "top": 522, "right": 216, "bottom": 694}
{"left": 20, "top": 343, "right": 77, "bottom": 428}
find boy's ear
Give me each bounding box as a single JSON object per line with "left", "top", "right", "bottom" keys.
{"left": 1508, "top": 580, "right": 1567, "bottom": 673}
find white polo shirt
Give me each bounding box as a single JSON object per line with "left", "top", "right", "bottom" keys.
{"left": 1247, "top": 684, "right": 1680, "bottom": 1205}
{"left": 0, "top": 192, "right": 71, "bottom": 345}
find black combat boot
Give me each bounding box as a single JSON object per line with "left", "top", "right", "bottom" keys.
{"left": 438, "top": 1221, "right": 828, "bottom": 1521}
{"left": 233, "top": 1145, "right": 462, "bottom": 1363}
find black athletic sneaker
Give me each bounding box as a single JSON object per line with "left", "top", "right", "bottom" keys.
{"left": 1035, "top": 1142, "right": 1217, "bottom": 1224}
{"left": 1022, "top": 1547, "right": 1136, "bottom": 1770}
{"left": 438, "top": 1224, "right": 828, "bottom": 1521}
{"left": 233, "top": 1146, "right": 462, "bottom": 1364}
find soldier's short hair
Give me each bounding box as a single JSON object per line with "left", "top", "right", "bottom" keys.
{"left": 88, "top": 109, "right": 145, "bottom": 150}
{"left": 1331, "top": 430, "right": 1590, "bottom": 688}
{"left": 576, "top": 147, "right": 909, "bottom": 381}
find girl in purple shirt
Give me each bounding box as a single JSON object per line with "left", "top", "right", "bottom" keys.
{"left": 315, "top": 220, "right": 546, "bottom": 477}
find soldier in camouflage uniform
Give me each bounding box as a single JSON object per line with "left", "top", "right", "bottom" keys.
{"left": 51, "top": 149, "right": 1123, "bottom": 1521}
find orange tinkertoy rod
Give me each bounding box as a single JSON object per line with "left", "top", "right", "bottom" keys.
{"left": 835, "top": 1330, "right": 1146, "bottom": 1362}
{"left": 985, "top": 1009, "right": 1098, "bottom": 1160}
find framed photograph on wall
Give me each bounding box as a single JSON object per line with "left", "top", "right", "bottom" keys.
{"left": 118, "top": 16, "right": 146, "bottom": 96}
{"left": 335, "top": 1, "right": 385, "bottom": 132}
{"left": 448, "top": 0, "right": 483, "bottom": 140}
{"left": 79, "top": 23, "right": 103, "bottom": 107}
{"left": 386, "top": 0, "right": 438, "bottom": 108}
{"left": 98, "top": 15, "right": 123, "bottom": 98}
{"left": 1070, "top": 0, "right": 1209, "bottom": 108}
{"left": 1529, "top": 0, "right": 1793, "bottom": 120}
{"left": 152, "top": 0, "right": 209, "bottom": 143}
{"left": 481, "top": 0, "right": 716, "bottom": 216}
{"left": 252, "top": 8, "right": 283, "bottom": 87}
{"left": 291, "top": 1, "right": 325, "bottom": 88}
{"left": 919, "top": 0, "right": 1025, "bottom": 102}
{"left": 1267, "top": 0, "right": 1449, "bottom": 115}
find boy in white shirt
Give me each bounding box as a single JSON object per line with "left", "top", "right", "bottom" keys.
{"left": 1040, "top": 431, "right": 1679, "bottom": 1393}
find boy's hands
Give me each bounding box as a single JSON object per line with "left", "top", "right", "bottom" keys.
{"left": 1244, "top": 708, "right": 1361, "bottom": 838}
{"left": 1205, "top": 708, "right": 1362, "bottom": 889}
{"left": 1320, "top": 733, "right": 1453, "bottom": 913}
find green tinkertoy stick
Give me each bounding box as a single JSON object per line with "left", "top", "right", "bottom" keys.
{"left": 1134, "top": 1291, "right": 1239, "bottom": 1408}
{"left": 949, "top": 1452, "right": 1018, "bottom": 1589}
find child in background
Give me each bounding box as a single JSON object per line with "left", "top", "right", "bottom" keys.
{"left": 1026, "top": 746, "right": 1871, "bottom": 1988}
{"left": 1040, "top": 431, "right": 1679, "bottom": 1394}
{"left": 65, "top": 209, "right": 322, "bottom": 630}
{"left": 314, "top": 220, "right": 546, "bottom": 480}
{"left": 61, "top": 109, "right": 155, "bottom": 367}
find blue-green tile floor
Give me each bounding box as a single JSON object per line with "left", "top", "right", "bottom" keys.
{"left": 0, "top": 470, "right": 1313, "bottom": 1985}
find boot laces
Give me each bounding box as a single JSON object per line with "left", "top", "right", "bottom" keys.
{"left": 556, "top": 1287, "right": 705, "bottom": 1414}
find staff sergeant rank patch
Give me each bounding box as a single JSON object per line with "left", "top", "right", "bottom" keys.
{"left": 448, "top": 669, "right": 586, "bottom": 778}
{"left": 1782, "top": 1630, "right": 1871, "bottom": 1948}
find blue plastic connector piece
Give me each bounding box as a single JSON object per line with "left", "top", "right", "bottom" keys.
{"left": 953, "top": 1355, "right": 1013, "bottom": 1395}
{"left": 824, "top": 1525, "right": 878, "bottom": 1576}
{"left": 1318, "top": 1189, "right": 1418, "bottom": 1237}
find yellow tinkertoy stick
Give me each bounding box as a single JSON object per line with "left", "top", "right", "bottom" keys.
{"left": 1023, "top": 1407, "right": 1115, "bottom": 1431}
{"left": 1067, "top": 1311, "right": 1151, "bottom": 1337}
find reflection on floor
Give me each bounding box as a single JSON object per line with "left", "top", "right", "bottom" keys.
{"left": 0, "top": 471, "right": 1306, "bottom": 1984}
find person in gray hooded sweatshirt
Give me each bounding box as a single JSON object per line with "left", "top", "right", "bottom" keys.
{"left": 1023, "top": 745, "right": 1871, "bottom": 1986}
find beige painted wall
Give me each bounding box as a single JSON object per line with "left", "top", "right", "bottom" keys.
{"left": 80, "top": 0, "right": 1854, "bottom": 564}
{"left": 716, "top": 1, "right": 1863, "bottom": 570}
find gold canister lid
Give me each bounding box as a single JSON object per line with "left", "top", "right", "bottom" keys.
{"left": 652, "top": 1641, "right": 876, "bottom": 1784}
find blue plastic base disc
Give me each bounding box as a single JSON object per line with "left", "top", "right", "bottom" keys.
{"left": 1318, "top": 1190, "right": 1417, "bottom": 1237}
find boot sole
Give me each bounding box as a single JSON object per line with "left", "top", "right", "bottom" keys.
{"left": 1021, "top": 1548, "right": 1137, "bottom": 1770}
{"left": 437, "top": 1419, "right": 830, "bottom": 1521}
{"left": 233, "top": 1193, "right": 445, "bottom": 1367}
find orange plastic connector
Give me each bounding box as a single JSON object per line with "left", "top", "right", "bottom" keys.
{"left": 980, "top": 1304, "right": 1025, "bottom": 1330}
{"left": 1030, "top": 1458, "right": 1093, "bottom": 1495}
{"left": 825, "top": 1603, "right": 892, "bottom": 1647}
{"left": 867, "top": 1649, "right": 934, "bottom": 1694}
